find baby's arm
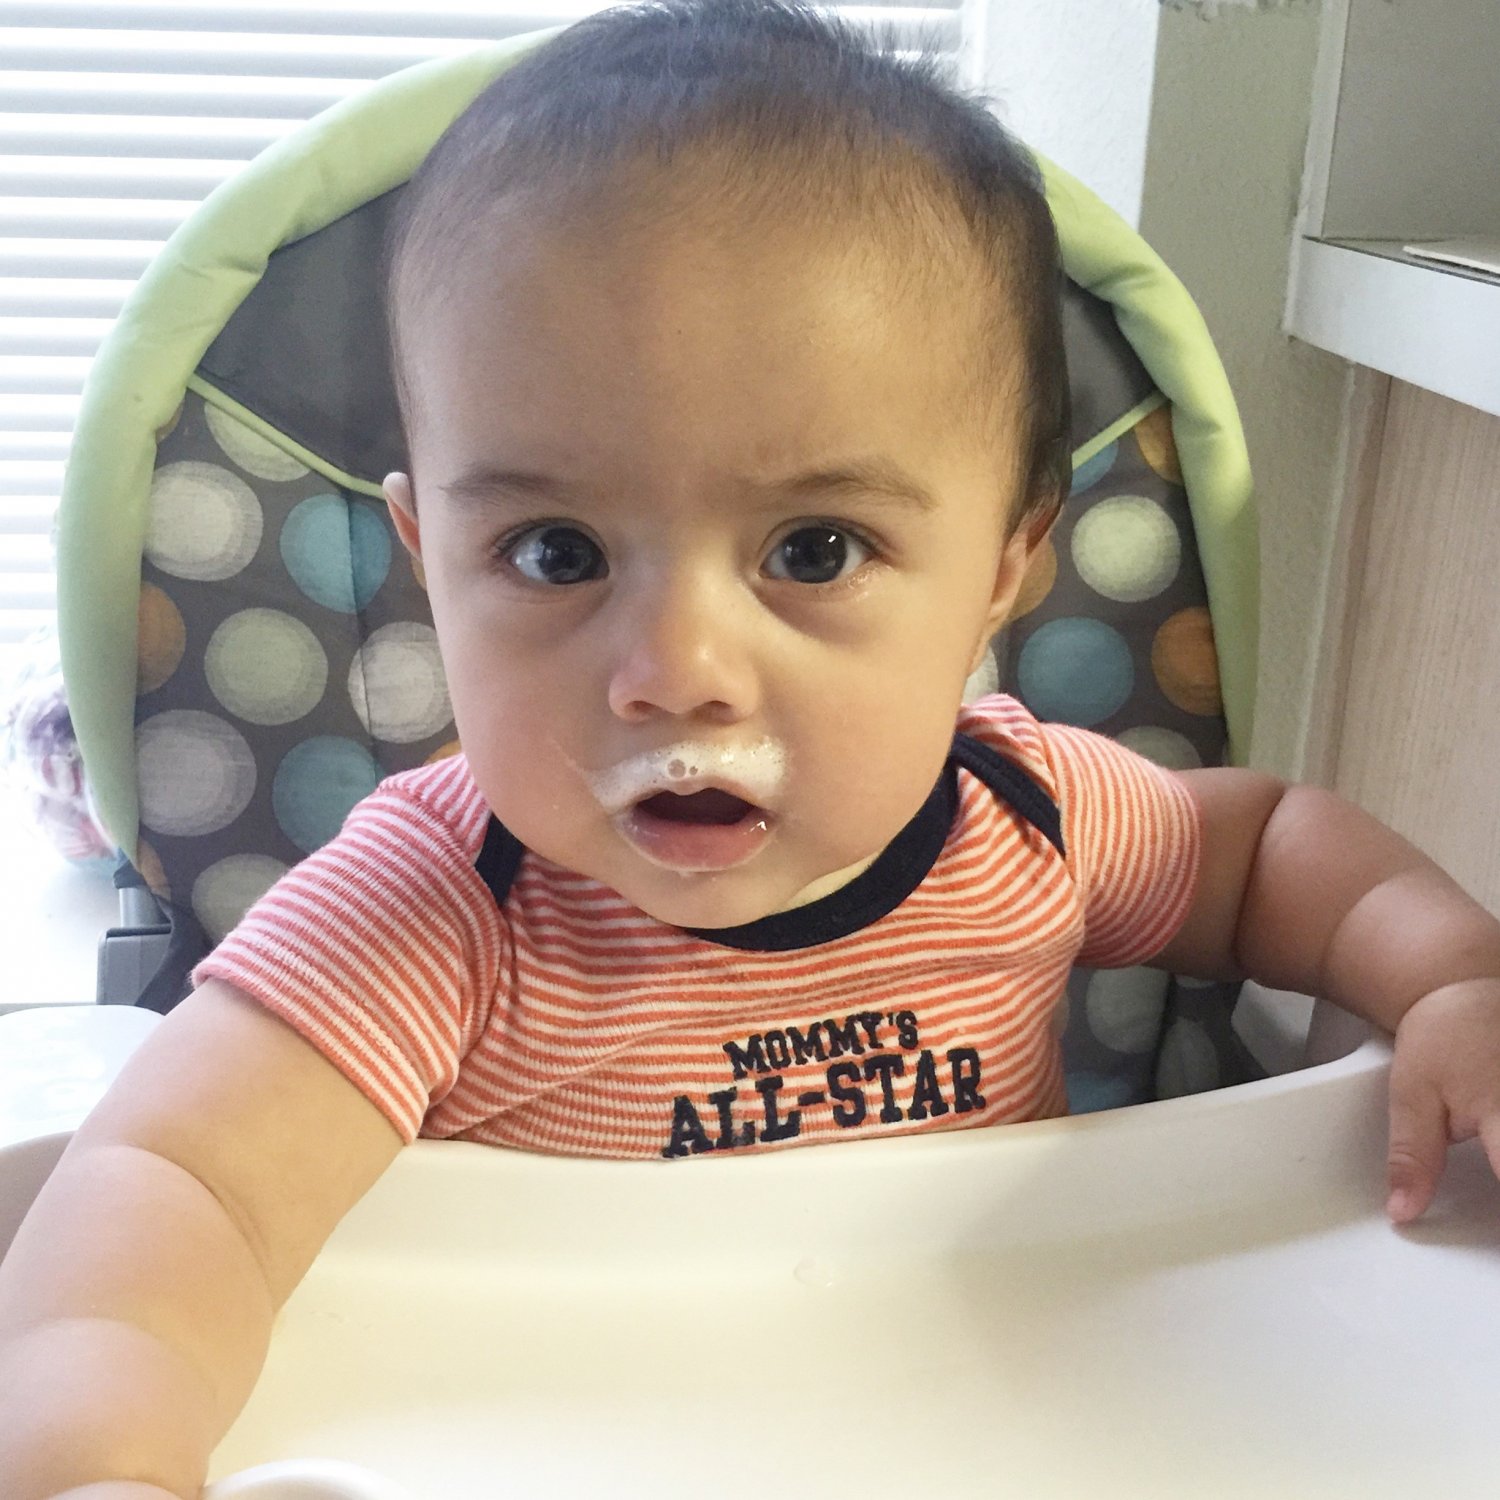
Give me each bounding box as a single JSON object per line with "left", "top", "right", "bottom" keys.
{"left": 0, "top": 980, "right": 404, "bottom": 1499}
{"left": 1152, "top": 769, "right": 1500, "bottom": 1220}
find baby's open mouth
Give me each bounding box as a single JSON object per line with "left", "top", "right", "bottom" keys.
{"left": 620, "top": 786, "right": 773, "bottom": 872}
{"left": 636, "top": 788, "right": 757, "bottom": 825}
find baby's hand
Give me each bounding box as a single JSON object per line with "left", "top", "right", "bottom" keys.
{"left": 1385, "top": 978, "right": 1500, "bottom": 1222}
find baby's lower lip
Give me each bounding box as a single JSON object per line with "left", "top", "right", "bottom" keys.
{"left": 616, "top": 796, "right": 773, "bottom": 872}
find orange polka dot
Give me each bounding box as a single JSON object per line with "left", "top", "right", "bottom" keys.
{"left": 1135, "top": 404, "right": 1183, "bottom": 485}
{"left": 426, "top": 738, "right": 462, "bottom": 764}
{"left": 1152, "top": 607, "right": 1221, "bottom": 716}
{"left": 133, "top": 837, "right": 170, "bottom": 904}
{"left": 136, "top": 584, "right": 186, "bottom": 694}
{"left": 1008, "top": 537, "right": 1058, "bottom": 621}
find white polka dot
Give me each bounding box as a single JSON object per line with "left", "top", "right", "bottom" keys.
{"left": 962, "top": 651, "right": 999, "bottom": 704}
{"left": 1071, "top": 494, "right": 1181, "bottom": 603}
{"left": 1085, "top": 967, "right": 1169, "bottom": 1054}
{"left": 192, "top": 854, "right": 287, "bottom": 943}
{"left": 145, "top": 461, "right": 263, "bottom": 582}
{"left": 204, "top": 403, "right": 310, "bottom": 481}
{"left": 206, "top": 609, "right": 328, "bottom": 726}
{"left": 136, "top": 710, "right": 256, "bottom": 837}
{"left": 348, "top": 622, "right": 451, "bottom": 744}
{"left": 1119, "top": 725, "right": 1203, "bottom": 770}
{"left": 1156, "top": 1017, "right": 1221, "bottom": 1098}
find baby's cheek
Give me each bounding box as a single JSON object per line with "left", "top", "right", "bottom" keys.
{"left": 795, "top": 745, "right": 930, "bottom": 856}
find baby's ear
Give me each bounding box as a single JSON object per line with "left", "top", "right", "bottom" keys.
{"left": 383, "top": 471, "right": 422, "bottom": 558}
{"left": 975, "top": 499, "right": 1059, "bottom": 651}
{"left": 1016, "top": 494, "right": 1063, "bottom": 551}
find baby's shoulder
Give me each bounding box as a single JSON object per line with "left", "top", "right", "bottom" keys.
{"left": 953, "top": 693, "right": 1058, "bottom": 792}
{"left": 355, "top": 752, "right": 493, "bottom": 866}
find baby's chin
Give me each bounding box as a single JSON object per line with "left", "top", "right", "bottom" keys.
{"left": 604, "top": 849, "right": 881, "bottom": 933}
{"left": 608, "top": 864, "right": 810, "bottom": 932}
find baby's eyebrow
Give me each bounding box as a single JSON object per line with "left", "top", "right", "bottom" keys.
{"left": 766, "top": 459, "right": 940, "bottom": 514}
{"left": 439, "top": 465, "right": 566, "bottom": 510}
{"left": 438, "top": 457, "right": 940, "bottom": 513}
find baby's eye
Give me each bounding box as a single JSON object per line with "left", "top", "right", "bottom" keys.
{"left": 505, "top": 525, "right": 607, "bottom": 585}
{"left": 763, "top": 525, "right": 871, "bottom": 585}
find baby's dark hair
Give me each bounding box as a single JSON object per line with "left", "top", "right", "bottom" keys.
{"left": 387, "top": 0, "right": 1072, "bottom": 527}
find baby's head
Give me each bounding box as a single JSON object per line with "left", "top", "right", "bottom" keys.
{"left": 382, "top": 0, "right": 1070, "bottom": 929}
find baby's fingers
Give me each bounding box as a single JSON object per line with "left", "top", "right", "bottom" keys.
{"left": 1386, "top": 1078, "right": 1448, "bottom": 1224}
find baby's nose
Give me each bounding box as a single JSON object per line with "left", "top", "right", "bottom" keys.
{"left": 606, "top": 575, "right": 759, "bottom": 723}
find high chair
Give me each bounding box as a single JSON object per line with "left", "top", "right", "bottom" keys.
{"left": 7, "top": 26, "right": 1495, "bottom": 1500}
{"left": 64, "top": 29, "right": 1260, "bottom": 1114}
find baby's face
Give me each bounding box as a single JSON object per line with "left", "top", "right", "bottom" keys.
{"left": 387, "top": 197, "right": 1045, "bottom": 929}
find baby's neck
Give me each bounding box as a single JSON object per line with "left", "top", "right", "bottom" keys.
{"left": 771, "top": 853, "right": 881, "bottom": 913}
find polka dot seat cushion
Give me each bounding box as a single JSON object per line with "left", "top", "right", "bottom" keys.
{"left": 980, "top": 404, "right": 1257, "bottom": 1107}
{"left": 135, "top": 393, "right": 456, "bottom": 947}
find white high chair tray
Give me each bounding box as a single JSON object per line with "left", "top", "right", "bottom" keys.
{"left": 4, "top": 1010, "right": 1499, "bottom": 1499}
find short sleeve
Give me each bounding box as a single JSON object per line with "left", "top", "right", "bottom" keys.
{"left": 192, "top": 785, "right": 504, "bottom": 1144}
{"left": 1039, "top": 724, "right": 1202, "bottom": 969}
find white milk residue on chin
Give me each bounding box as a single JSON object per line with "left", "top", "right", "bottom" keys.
{"left": 587, "top": 738, "right": 787, "bottom": 814}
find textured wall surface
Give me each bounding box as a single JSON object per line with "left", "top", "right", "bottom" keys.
{"left": 975, "top": 0, "right": 1161, "bottom": 228}
{"left": 1137, "top": 2, "right": 1349, "bottom": 777}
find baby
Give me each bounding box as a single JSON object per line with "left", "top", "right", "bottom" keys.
{"left": 5, "top": 0, "right": 1500, "bottom": 1494}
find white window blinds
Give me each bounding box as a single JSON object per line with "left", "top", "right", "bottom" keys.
{"left": 0, "top": 0, "right": 972, "bottom": 658}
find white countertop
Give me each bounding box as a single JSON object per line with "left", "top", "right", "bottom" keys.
{"left": 3, "top": 1008, "right": 1498, "bottom": 1500}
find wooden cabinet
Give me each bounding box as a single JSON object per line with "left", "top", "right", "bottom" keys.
{"left": 1286, "top": 0, "right": 1500, "bottom": 916}
{"left": 1317, "top": 378, "right": 1500, "bottom": 916}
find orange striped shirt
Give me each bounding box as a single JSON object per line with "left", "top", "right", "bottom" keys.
{"left": 194, "top": 696, "right": 1200, "bottom": 1158}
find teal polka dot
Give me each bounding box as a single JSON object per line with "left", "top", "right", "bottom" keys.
{"left": 1069, "top": 441, "right": 1119, "bottom": 498}
{"left": 280, "top": 494, "right": 392, "bottom": 612}
{"left": 1066, "top": 1070, "right": 1141, "bottom": 1114}
{"left": 1017, "top": 618, "right": 1134, "bottom": 726}
{"left": 272, "top": 737, "right": 382, "bottom": 853}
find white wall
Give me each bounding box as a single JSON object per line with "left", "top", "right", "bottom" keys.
{"left": 971, "top": 0, "right": 1162, "bottom": 227}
